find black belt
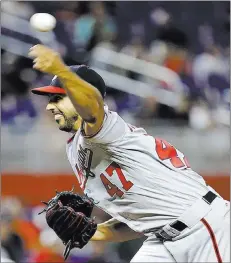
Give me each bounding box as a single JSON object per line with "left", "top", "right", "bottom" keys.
{"left": 156, "top": 191, "right": 217, "bottom": 241}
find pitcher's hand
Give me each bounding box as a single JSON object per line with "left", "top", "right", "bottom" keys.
{"left": 28, "top": 45, "right": 67, "bottom": 75}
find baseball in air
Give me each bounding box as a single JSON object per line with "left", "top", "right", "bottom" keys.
{"left": 30, "top": 13, "right": 56, "bottom": 32}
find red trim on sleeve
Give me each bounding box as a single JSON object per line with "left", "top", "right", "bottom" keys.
{"left": 67, "top": 134, "right": 75, "bottom": 144}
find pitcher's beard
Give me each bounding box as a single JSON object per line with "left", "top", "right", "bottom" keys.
{"left": 58, "top": 115, "right": 78, "bottom": 133}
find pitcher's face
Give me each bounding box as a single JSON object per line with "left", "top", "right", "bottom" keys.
{"left": 46, "top": 95, "right": 80, "bottom": 132}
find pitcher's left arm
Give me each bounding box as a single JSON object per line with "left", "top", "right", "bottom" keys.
{"left": 91, "top": 218, "right": 144, "bottom": 242}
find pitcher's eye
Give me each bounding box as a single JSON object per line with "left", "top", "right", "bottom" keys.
{"left": 49, "top": 95, "right": 64, "bottom": 103}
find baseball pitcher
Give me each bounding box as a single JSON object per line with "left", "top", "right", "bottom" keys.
{"left": 29, "top": 45, "right": 230, "bottom": 262}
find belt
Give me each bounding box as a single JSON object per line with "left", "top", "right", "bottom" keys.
{"left": 156, "top": 191, "right": 217, "bottom": 241}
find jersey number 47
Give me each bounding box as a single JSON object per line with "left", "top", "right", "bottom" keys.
{"left": 100, "top": 162, "right": 133, "bottom": 199}
{"left": 100, "top": 137, "right": 191, "bottom": 199}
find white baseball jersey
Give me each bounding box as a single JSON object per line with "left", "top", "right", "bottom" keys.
{"left": 66, "top": 106, "right": 210, "bottom": 235}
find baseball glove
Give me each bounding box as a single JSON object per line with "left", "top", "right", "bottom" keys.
{"left": 39, "top": 187, "right": 97, "bottom": 260}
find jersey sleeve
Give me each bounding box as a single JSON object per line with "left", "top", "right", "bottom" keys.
{"left": 105, "top": 217, "right": 121, "bottom": 225}
{"left": 83, "top": 105, "right": 129, "bottom": 144}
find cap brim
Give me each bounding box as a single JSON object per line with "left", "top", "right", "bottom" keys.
{"left": 31, "top": 86, "right": 66, "bottom": 96}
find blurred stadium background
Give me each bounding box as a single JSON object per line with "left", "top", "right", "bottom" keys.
{"left": 1, "top": 1, "right": 230, "bottom": 263}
